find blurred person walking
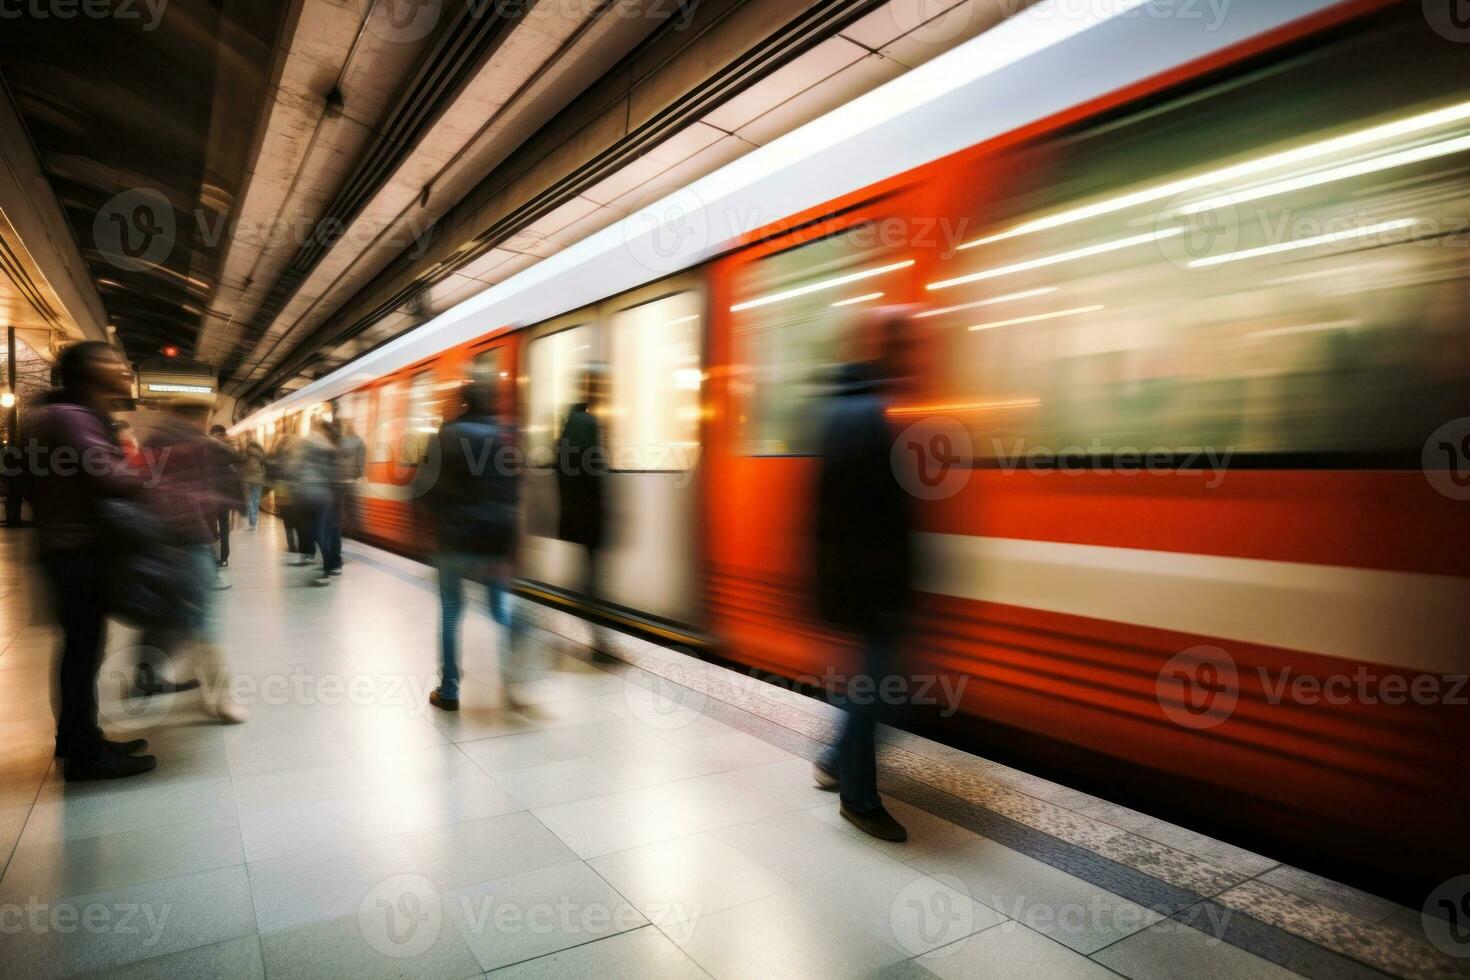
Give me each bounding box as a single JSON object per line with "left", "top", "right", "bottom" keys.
{"left": 137, "top": 404, "right": 248, "bottom": 724}
{"left": 240, "top": 439, "right": 267, "bottom": 530}
{"left": 268, "top": 434, "right": 305, "bottom": 561}
{"left": 556, "top": 368, "right": 612, "bottom": 661}
{"left": 334, "top": 417, "right": 366, "bottom": 537}
{"left": 293, "top": 418, "right": 337, "bottom": 585}
{"left": 207, "top": 425, "right": 240, "bottom": 571}
{"left": 426, "top": 380, "right": 523, "bottom": 712}
{"left": 809, "top": 311, "right": 916, "bottom": 843}
{"left": 28, "top": 342, "right": 156, "bottom": 780}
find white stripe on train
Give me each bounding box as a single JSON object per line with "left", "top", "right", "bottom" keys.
{"left": 916, "top": 533, "right": 1470, "bottom": 675}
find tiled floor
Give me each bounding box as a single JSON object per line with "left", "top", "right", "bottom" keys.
{"left": 0, "top": 522, "right": 1458, "bottom": 979}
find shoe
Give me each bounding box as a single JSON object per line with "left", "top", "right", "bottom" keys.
{"left": 132, "top": 664, "right": 201, "bottom": 698}
{"left": 812, "top": 760, "right": 839, "bottom": 790}
{"left": 64, "top": 746, "right": 158, "bottom": 782}
{"left": 312, "top": 574, "right": 331, "bottom": 587}
{"left": 206, "top": 700, "right": 249, "bottom": 725}
{"left": 840, "top": 803, "right": 907, "bottom": 843}
{"left": 326, "top": 568, "right": 342, "bottom": 577}
{"left": 211, "top": 573, "right": 232, "bottom": 591}
{"left": 55, "top": 737, "right": 149, "bottom": 759}
{"left": 218, "top": 559, "right": 229, "bottom": 568}
{"left": 291, "top": 556, "right": 312, "bottom": 567}
{"left": 429, "top": 689, "right": 460, "bottom": 712}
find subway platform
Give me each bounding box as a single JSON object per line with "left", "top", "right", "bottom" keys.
{"left": 0, "top": 522, "right": 1463, "bottom": 980}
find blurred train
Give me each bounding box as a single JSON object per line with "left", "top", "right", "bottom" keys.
{"left": 234, "top": 0, "right": 1470, "bottom": 900}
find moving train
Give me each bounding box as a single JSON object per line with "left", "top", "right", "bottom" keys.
{"left": 233, "top": 0, "right": 1470, "bottom": 901}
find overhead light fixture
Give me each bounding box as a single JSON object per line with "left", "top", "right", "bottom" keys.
{"left": 960, "top": 99, "right": 1470, "bottom": 249}
{"left": 731, "top": 260, "right": 914, "bottom": 312}
{"left": 831, "top": 292, "right": 884, "bottom": 307}
{"left": 929, "top": 229, "right": 1180, "bottom": 291}
{"left": 968, "top": 305, "right": 1104, "bottom": 332}
{"left": 1187, "top": 218, "right": 1416, "bottom": 269}
{"left": 915, "top": 287, "right": 1057, "bottom": 319}
{"left": 1176, "top": 133, "right": 1470, "bottom": 215}
{"left": 0, "top": 392, "right": 14, "bottom": 410}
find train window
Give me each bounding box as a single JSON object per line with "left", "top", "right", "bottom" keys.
{"left": 370, "top": 382, "right": 400, "bottom": 463}
{"left": 609, "top": 292, "right": 702, "bottom": 470}
{"left": 473, "top": 347, "right": 504, "bottom": 382}
{"left": 920, "top": 21, "right": 1470, "bottom": 462}
{"left": 732, "top": 229, "right": 909, "bottom": 454}
{"left": 527, "top": 325, "right": 595, "bottom": 466}
{"left": 334, "top": 390, "right": 369, "bottom": 443}
{"left": 401, "top": 371, "right": 440, "bottom": 464}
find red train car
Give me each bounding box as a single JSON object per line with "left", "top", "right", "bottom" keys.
{"left": 236, "top": 0, "right": 1470, "bottom": 900}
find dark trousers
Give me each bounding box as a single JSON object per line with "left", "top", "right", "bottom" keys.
{"left": 41, "top": 548, "right": 108, "bottom": 758}
{"left": 215, "top": 508, "right": 231, "bottom": 564}
{"left": 296, "top": 497, "right": 325, "bottom": 561}
{"left": 821, "top": 616, "right": 901, "bottom": 813}
{"left": 317, "top": 490, "right": 344, "bottom": 573}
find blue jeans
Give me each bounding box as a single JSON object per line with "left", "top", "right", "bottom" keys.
{"left": 245, "top": 485, "right": 262, "bottom": 528}
{"left": 437, "top": 551, "right": 519, "bottom": 700}
{"left": 317, "top": 491, "right": 344, "bottom": 573}
{"left": 820, "top": 616, "right": 902, "bottom": 813}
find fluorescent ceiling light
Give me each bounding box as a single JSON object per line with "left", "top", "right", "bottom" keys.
{"left": 962, "top": 99, "right": 1470, "bottom": 249}
{"left": 915, "top": 287, "right": 1058, "bottom": 318}
{"left": 1187, "top": 218, "right": 1416, "bottom": 268}
{"left": 831, "top": 292, "right": 884, "bottom": 307}
{"left": 929, "top": 229, "right": 1180, "bottom": 291}
{"left": 1177, "top": 133, "right": 1470, "bottom": 214}
{"left": 731, "top": 260, "right": 914, "bottom": 312}
{"left": 969, "top": 305, "right": 1104, "bottom": 331}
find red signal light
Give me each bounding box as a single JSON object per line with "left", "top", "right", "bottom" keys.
{"left": 163, "top": 345, "right": 179, "bottom": 358}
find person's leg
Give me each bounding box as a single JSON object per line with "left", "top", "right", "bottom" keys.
{"left": 583, "top": 544, "right": 611, "bottom": 658}
{"left": 247, "top": 485, "right": 261, "bottom": 529}
{"left": 217, "top": 508, "right": 231, "bottom": 565}
{"left": 324, "top": 491, "right": 343, "bottom": 572}
{"left": 436, "top": 554, "right": 465, "bottom": 703}
{"left": 487, "top": 562, "right": 521, "bottom": 697}
{"left": 43, "top": 549, "right": 107, "bottom": 759}
{"left": 186, "top": 544, "right": 246, "bottom": 723}
{"left": 836, "top": 622, "right": 900, "bottom": 814}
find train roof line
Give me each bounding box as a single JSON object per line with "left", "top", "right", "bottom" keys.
{"left": 231, "top": 0, "right": 1340, "bottom": 434}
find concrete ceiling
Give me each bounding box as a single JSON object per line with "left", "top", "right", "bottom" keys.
{"left": 0, "top": 0, "right": 1026, "bottom": 413}
{"left": 0, "top": 0, "right": 290, "bottom": 365}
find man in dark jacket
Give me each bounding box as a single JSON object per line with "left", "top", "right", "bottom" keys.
{"left": 810, "top": 323, "right": 915, "bottom": 842}
{"left": 28, "top": 341, "right": 156, "bottom": 780}
{"left": 207, "top": 425, "right": 240, "bottom": 570}
{"left": 556, "top": 369, "right": 611, "bottom": 659}
{"left": 426, "top": 381, "right": 523, "bottom": 711}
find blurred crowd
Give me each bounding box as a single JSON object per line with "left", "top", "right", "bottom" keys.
{"left": 9, "top": 327, "right": 919, "bottom": 844}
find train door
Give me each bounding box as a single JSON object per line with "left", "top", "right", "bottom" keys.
{"left": 519, "top": 275, "right": 705, "bottom": 625}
